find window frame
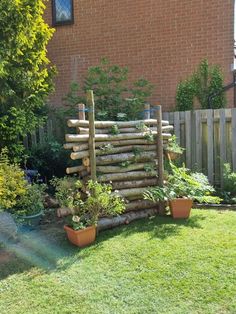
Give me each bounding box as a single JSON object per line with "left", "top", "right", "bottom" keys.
{"left": 52, "top": 0, "right": 74, "bottom": 26}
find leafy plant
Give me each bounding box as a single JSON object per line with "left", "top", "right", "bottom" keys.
{"left": 193, "top": 59, "right": 226, "bottom": 109}
{"left": 143, "top": 131, "right": 154, "bottom": 143}
{"left": 0, "top": 0, "right": 55, "bottom": 161}
{"left": 144, "top": 163, "right": 221, "bottom": 204}
{"left": 0, "top": 150, "right": 27, "bottom": 211}
{"left": 26, "top": 139, "right": 73, "bottom": 181}
{"left": 144, "top": 164, "right": 156, "bottom": 172}
{"left": 65, "top": 58, "right": 153, "bottom": 120}
{"left": 52, "top": 178, "right": 125, "bottom": 230}
{"left": 136, "top": 122, "right": 148, "bottom": 132}
{"left": 219, "top": 163, "right": 236, "bottom": 203}
{"left": 176, "top": 79, "right": 196, "bottom": 111}
{"left": 176, "top": 59, "right": 226, "bottom": 111}
{"left": 13, "top": 183, "right": 46, "bottom": 217}
{"left": 165, "top": 135, "right": 184, "bottom": 154}
{"left": 110, "top": 125, "right": 120, "bottom": 135}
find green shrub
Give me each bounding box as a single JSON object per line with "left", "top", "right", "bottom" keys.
{"left": 0, "top": 0, "right": 55, "bottom": 161}
{"left": 13, "top": 183, "right": 46, "bottom": 216}
{"left": 176, "top": 59, "right": 226, "bottom": 111}
{"left": 176, "top": 79, "right": 196, "bottom": 111}
{"left": 144, "top": 163, "right": 221, "bottom": 204}
{"left": 51, "top": 177, "right": 125, "bottom": 229}
{"left": 0, "top": 151, "right": 27, "bottom": 211}
{"left": 193, "top": 59, "right": 226, "bottom": 109}
{"left": 64, "top": 58, "right": 153, "bottom": 120}
{"left": 222, "top": 163, "right": 236, "bottom": 197}
{"left": 26, "top": 139, "right": 74, "bottom": 181}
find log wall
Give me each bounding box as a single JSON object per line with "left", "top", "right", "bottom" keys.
{"left": 64, "top": 96, "right": 173, "bottom": 215}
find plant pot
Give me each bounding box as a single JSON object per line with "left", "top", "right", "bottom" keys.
{"left": 169, "top": 198, "right": 193, "bottom": 219}
{"left": 165, "top": 151, "right": 181, "bottom": 161}
{"left": 64, "top": 225, "right": 96, "bottom": 247}
{"left": 16, "top": 211, "right": 43, "bottom": 228}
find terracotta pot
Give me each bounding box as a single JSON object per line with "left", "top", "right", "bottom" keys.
{"left": 64, "top": 225, "right": 96, "bottom": 247}
{"left": 169, "top": 198, "right": 193, "bottom": 219}
{"left": 166, "top": 151, "right": 181, "bottom": 161}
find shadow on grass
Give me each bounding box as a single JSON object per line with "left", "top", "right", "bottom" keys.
{"left": 0, "top": 225, "right": 92, "bottom": 281}
{"left": 0, "top": 214, "right": 206, "bottom": 280}
{"left": 97, "top": 214, "right": 206, "bottom": 242}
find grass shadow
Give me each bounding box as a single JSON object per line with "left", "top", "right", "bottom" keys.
{"left": 101, "top": 214, "right": 206, "bottom": 241}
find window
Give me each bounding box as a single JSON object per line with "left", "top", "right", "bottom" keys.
{"left": 52, "top": 0, "right": 74, "bottom": 26}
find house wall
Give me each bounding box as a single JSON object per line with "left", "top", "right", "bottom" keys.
{"left": 44, "top": 0, "right": 234, "bottom": 111}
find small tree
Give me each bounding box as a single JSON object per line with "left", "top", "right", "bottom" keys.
{"left": 64, "top": 58, "right": 153, "bottom": 120}
{"left": 175, "top": 59, "right": 226, "bottom": 111}
{"left": 193, "top": 59, "right": 226, "bottom": 109}
{"left": 0, "top": 0, "right": 55, "bottom": 161}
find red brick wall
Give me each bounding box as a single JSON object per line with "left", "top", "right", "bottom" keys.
{"left": 44, "top": 0, "right": 234, "bottom": 111}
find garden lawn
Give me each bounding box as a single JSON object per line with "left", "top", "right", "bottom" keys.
{"left": 0, "top": 209, "right": 236, "bottom": 314}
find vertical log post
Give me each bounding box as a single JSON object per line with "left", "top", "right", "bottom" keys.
{"left": 156, "top": 105, "right": 165, "bottom": 215}
{"left": 144, "top": 103, "right": 151, "bottom": 119}
{"left": 87, "top": 90, "right": 97, "bottom": 181}
{"left": 78, "top": 103, "right": 85, "bottom": 120}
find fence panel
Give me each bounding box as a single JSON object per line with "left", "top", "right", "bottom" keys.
{"left": 164, "top": 108, "right": 236, "bottom": 185}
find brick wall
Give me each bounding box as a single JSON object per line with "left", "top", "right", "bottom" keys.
{"left": 44, "top": 0, "right": 234, "bottom": 111}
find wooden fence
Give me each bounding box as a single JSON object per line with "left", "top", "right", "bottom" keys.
{"left": 163, "top": 108, "right": 236, "bottom": 186}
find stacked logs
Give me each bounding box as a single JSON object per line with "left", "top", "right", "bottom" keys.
{"left": 64, "top": 117, "right": 173, "bottom": 214}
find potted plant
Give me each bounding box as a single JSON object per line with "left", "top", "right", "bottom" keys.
{"left": 52, "top": 177, "right": 125, "bottom": 247}
{"left": 13, "top": 183, "right": 46, "bottom": 227}
{"left": 164, "top": 135, "right": 184, "bottom": 161}
{"left": 144, "top": 163, "right": 221, "bottom": 218}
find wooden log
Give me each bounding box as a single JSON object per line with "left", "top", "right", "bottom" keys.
{"left": 96, "top": 151, "right": 157, "bottom": 166}
{"left": 112, "top": 178, "right": 158, "bottom": 189}
{"left": 68, "top": 119, "right": 170, "bottom": 128}
{"left": 63, "top": 143, "right": 75, "bottom": 150}
{"left": 87, "top": 90, "right": 96, "bottom": 181}
{"left": 78, "top": 103, "right": 86, "bottom": 120}
{"left": 71, "top": 145, "right": 157, "bottom": 160}
{"left": 97, "top": 163, "right": 156, "bottom": 174}
{"left": 97, "top": 207, "right": 158, "bottom": 231}
{"left": 66, "top": 165, "right": 86, "bottom": 175}
{"left": 113, "top": 187, "right": 150, "bottom": 198}
{"left": 82, "top": 157, "right": 90, "bottom": 167}
{"left": 77, "top": 125, "right": 173, "bottom": 134}
{"left": 72, "top": 139, "right": 163, "bottom": 151}
{"left": 99, "top": 171, "right": 157, "bottom": 182}
{"left": 156, "top": 105, "right": 165, "bottom": 216}
{"left": 125, "top": 199, "right": 157, "bottom": 212}
{"left": 65, "top": 132, "right": 172, "bottom": 143}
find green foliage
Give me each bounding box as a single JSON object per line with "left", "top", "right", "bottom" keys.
{"left": 0, "top": 0, "right": 55, "bottom": 161}
{"left": 0, "top": 150, "right": 27, "bottom": 211}
{"left": 144, "top": 163, "right": 221, "bottom": 204}
{"left": 165, "top": 135, "right": 184, "bottom": 154}
{"left": 110, "top": 125, "right": 120, "bottom": 135}
{"left": 193, "top": 59, "right": 226, "bottom": 109}
{"left": 176, "top": 79, "right": 196, "bottom": 111}
{"left": 26, "top": 139, "right": 73, "bottom": 181}
{"left": 13, "top": 183, "right": 46, "bottom": 216}
{"left": 65, "top": 58, "right": 153, "bottom": 120}
{"left": 51, "top": 177, "right": 125, "bottom": 229}
{"left": 220, "top": 163, "right": 236, "bottom": 203}
{"left": 176, "top": 59, "right": 226, "bottom": 111}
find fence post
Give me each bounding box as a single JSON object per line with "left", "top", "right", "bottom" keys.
{"left": 86, "top": 91, "right": 97, "bottom": 181}
{"left": 156, "top": 105, "right": 165, "bottom": 214}
{"left": 78, "top": 103, "right": 85, "bottom": 120}
{"left": 144, "top": 103, "right": 150, "bottom": 119}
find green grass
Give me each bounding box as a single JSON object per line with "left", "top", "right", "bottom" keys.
{"left": 0, "top": 209, "right": 236, "bottom": 314}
